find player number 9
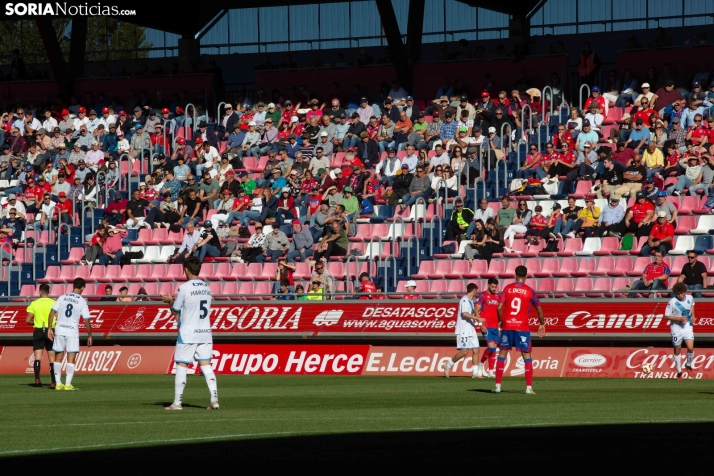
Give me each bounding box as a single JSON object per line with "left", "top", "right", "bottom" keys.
{"left": 510, "top": 297, "right": 521, "bottom": 316}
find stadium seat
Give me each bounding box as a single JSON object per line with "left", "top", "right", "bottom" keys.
{"left": 554, "top": 278, "right": 575, "bottom": 298}
{"left": 158, "top": 282, "right": 177, "bottom": 296}
{"left": 428, "top": 280, "right": 447, "bottom": 298}
{"left": 128, "top": 264, "right": 153, "bottom": 282}
{"left": 550, "top": 258, "right": 575, "bottom": 277}
{"left": 589, "top": 256, "right": 613, "bottom": 276}
{"left": 678, "top": 196, "right": 700, "bottom": 215}
{"left": 675, "top": 216, "right": 697, "bottom": 235}
{"left": 557, "top": 238, "right": 583, "bottom": 256}
{"left": 411, "top": 261, "right": 435, "bottom": 279}
{"left": 576, "top": 238, "right": 601, "bottom": 256}
{"left": 499, "top": 259, "right": 524, "bottom": 278}
{"left": 137, "top": 246, "right": 161, "bottom": 263}
{"left": 292, "top": 262, "right": 312, "bottom": 280}
{"left": 463, "top": 260, "right": 489, "bottom": 278}
{"left": 691, "top": 215, "right": 714, "bottom": 234}
{"left": 571, "top": 278, "right": 593, "bottom": 297}
{"left": 167, "top": 229, "right": 184, "bottom": 245}
{"left": 612, "top": 277, "right": 633, "bottom": 297}
{"left": 588, "top": 278, "right": 613, "bottom": 298}
{"left": 503, "top": 239, "right": 527, "bottom": 257}
{"left": 521, "top": 239, "right": 546, "bottom": 257}
{"left": 668, "top": 256, "right": 689, "bottom": 276}
{"left": 159, "top": 246, "right": 176, "bottom": 262}
{"left": 572, "top": 257, "right": 597, "bottom": 277}
{"left": 37, "top": 266, "right": 60, "bottom": 283}
{"left": 130, "top": 228, "right": 152, "bottom": 245}
{"left": 522, "top": 258, "right": 542, "bottom": 277}
{"left": 119, "top": 264, "right": 137, "bottom": 281}
{"left": 536, "top": 278, "right": 555, "bottom": 298}
{"left": 162, "top": 264, "right": 187, "bottom": 282}
{"left": 592, "top": 236, "right": 620, "bottom": 256}
{"left": 610, "top": 256, "right": 634, "bottom": 276}
{"left": 533, "top": 258, "right": 558, "bottom": 277}
{"left": 428, "top": 260, "right": 452, "bottom": 279}
{"left": 444, "top": 279, "right": 466, "bottom": 298}
{"left": 209, "top": 282, "right": 223, "bottom": 298}
{"left": 88, "top": 264, "right": 106, "bottom": 282}
{"left": 627, "top": 257, "right": 652, "bottom": 276}
{"left": 328, "top": 262, "right": 346, "bottom": 280}
{"left": 445, "top": 260, "right": 470, "bottom": 279}
{"left": 570, "top": 181, "right": 591, "bottom": 199}
{"left": 629, "top": 236, "right": 647, "bottom": 255}
{"left": 61, "top": 247, "right": 84, "bottom": 265}
{"left": 225, "top": 263, "right": 247, "bottom": 281}
{"left": 694, "top": 235, "right": 714, "bottom": 255}
{"left": 482, "top": 259, "right": 506, "bottom": 278}
{"left": 669, "top": 235, "right": 694, "bottom": 255}
{"left": 220, "top": 281, "right": 240, "bottom": 299}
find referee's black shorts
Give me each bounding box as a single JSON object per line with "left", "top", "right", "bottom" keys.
{"left": 32, "top": 328, "right": 53, "bottom": 352}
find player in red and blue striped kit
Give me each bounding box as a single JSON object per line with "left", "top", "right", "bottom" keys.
{"left": 474, "top": 278, "right": 501, "bottom": 378}
{"left": 494, "top": 266, "right": 546, "bottom": 395}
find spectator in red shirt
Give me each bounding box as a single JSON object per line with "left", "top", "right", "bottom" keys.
{"left": 552, "top": 123, "right": 574, "bottom": 150}
{"left": 623, "top": 191, "right": 656, "bottom": 237}
{"left": 104, "top": 194, "right": 128, "bottom": 226}
{"left": 52, "top": 191, "right": 74, "bottom": 232}
{"left": 356, "top": 272, "right": 376, "bottom": 299}
{"left": 630, "top": 249, "right": 671, "bottom": 297}
{"left": 640, "top": 211, "right": 674, "bottom": 256}
{"left": 583, "top": 86, "right": 607, "bottom": 115}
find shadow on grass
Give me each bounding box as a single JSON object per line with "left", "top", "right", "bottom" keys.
{"left": 7, "top": 422, "right": 714, "bottom": 467}
{"left": 146, "top": 402, "right": 207, "bottom": 409}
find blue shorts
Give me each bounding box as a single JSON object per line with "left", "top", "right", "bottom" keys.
{"left": 499, "top": 330, "right": 532, "bottom": 352}
{"left": 483, "top": 327, "right": 500, "bottom": 345}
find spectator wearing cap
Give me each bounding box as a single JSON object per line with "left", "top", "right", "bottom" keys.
{"left": 456, "top": 96, "right": 476, "bottom": 122}
{"left": 393, "top": 109, "right": 414, "bottom": 151}
{"left": 75, "top": 174, "right": 98, "bottom": 211}
{"left": 226, "top": 123, "right": 245, "bottom": 153}
{"left": 101, "top": 123, "right": 119, "bottom": 159}
{"left": 103, "top": 190, "right": 128, "bottom": 227}
{"left": 85, "top": 109, "right": 101, "bottom": 133}
{"left": 388, "top": 163, "right": 414, "bottom": 207}
{"left": 596, "top": 156, "right": 624, "bottom": 199}
{"left": 42, "top": 109, "right": 58, "bottom": 133}
{"left": 574, "top": 119, "right": 599, "bottom": 152}
{"left": 439, "top": 110, "right": 458, "bottom": 143}
{"left": 584, "top": 86, "right": 607, "bottom": 116}
{"left": 51, "top": 171, "right": 71, "bottom": 199}
{"left": 340, "top": 186, "right": 359, "bottom": 220}
{"left": 343, "top": 113, "right": 367, "bottom": 150}
{"left": 411, "top": 113, "right": 429, "bottom": 150}
{"left": 356, "top": 131, "right": 379, "bottom": 169}
{"left": 257, "top": 225, "right": 289, "bottom": 263}
{"left": 623, "top": 191, "right": 656, "bottom": 237}
{"left": 274, "top": 186, "right": 296, "bottom": 227}
{"left": 424, "top": 110, "right": 443, "bottom": 149}
{"left": 191, "top": 221, "right": 221, "bottom": 263}
{"left": 654, "top": 80, "right": 685, "bottom": 115}
{"left": 640, "top": 211, "right": 675, "bottom": 256}
{"left": 356, "top": 97, "right": 374, "bottom": 126}
{"left": 129, "top": 123, "right": 150, "bottom": 159}
{"left": 257, "top": 116, "right": 279, "bottom": 155}
{"left": 315, "top": 131, "right": 334, "bottom": 158}
{"left": 84, "top": 140, "right": 104, "bottom": 168}
{"left": 399, "top": 164, "right": 431, "bottom": 209}
{"left": 667, "top": 117, "right": 686, "bottom": 150}
{"left": 218, "top": 104, "right": 240, "bottom": 140}
{"left": 0, "top": 204, "right": 25, "bottom": 245}
{"left": 239, "top": 121, "right": 261, "bottom": 158}
{"left": 625, "top": 118, "right": 650, "bottom": 154}
{"left": 326, "top": 99, "right": 346, "bottom": 125}
{"left": 402, "top": 96, "right": 419, "bottom": 122}
{"left": 584, "top": 101, "right": 604, "bottom": 133}
{"left": 150, "top": 123, "right": 170, "bottom": 156}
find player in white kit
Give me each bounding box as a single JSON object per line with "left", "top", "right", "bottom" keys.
{"left": 665, "top": 282, "right": 696, "bottom": 381}
{"left": 444, "top": 283, "right": 485, "bottom": 378}
{"left": 162, "top": 257, "right": 219, "bottom": 410}
{"left": 47, "top": 278, "right": 92, "bottom": 391}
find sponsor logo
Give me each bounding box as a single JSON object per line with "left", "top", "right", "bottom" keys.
{"left": 697, "top": 318, "right": 714, "bottom": 326}
{"left": 313, "top": 310, "right": 343, "bottom": 326}
{"left": 127, "top": 353, "right": 142, "bottom": 369}
{"left": 119, "top": 308, "right": 146, "bottom": 332}
{"left": 564, "top": 311, "right": 665, "bottom": 330}
{"left": 573, "top": 353, "right": 607, "bottom": 368}
{"left": 0, "top": 310, "right": 19, "bottom": 329}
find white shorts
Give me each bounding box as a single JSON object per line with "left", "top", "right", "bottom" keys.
{"left": 671, "top": 325, "right": 694, "bottom": 347}
{"left": 175, "top": 343, "right": 213, "bottom": 364}
{"left": 457, "top": 334, "right": 479, "bottom": 350}
{"left": 53, "top": 335, "right": 80, "bottom": 354}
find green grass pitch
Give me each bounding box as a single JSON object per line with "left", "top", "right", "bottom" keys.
{"left": 1, "top": 375, "right": 713, "bottom": 466}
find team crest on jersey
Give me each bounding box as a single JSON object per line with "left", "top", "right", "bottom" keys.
{"left": 501, "top": 335, "right": 508, "bottom": 343}
{"left": 521, "top": 336, "right": 528, "bottom": 343}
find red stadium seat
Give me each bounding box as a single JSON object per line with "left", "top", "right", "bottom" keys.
{"left": 629, "top": 236, "right": 648, "bottom": 255}
{"left": 445, "top": 260, "right": 470, "bottom": 279}
{"left": 328, "top": 262, "right": 346, "bottom": 280}
{"left": 569, "top": 180, "right": 591, "bottom": 199}
{"left": 226, "top": 263, "right": 247, "bottom": 281}
{"left": 162, "top": 264, "right": 187, "bottom": 282}
{"left": 627, "top": 257, "right": 651, "bottom": 276}
{"left": 206, "top": 262, "right": 231, "bottom": 281}
{"left": 522, "top": 239, "right": 546, "bottom": 257}
{"left": 554, "top": 278, "right": 575, "bottom": 298}
{"left": 503, "top": 239, "right": 527, "bottom": 257}
{"left": 119, "top": 264, "right": 136, "bottom": 281}
{"left": 61, "top": 248, "right": 84, "bottom": 265}
{"left": 610, "top": 256, "right": 634, "bottom": 276}
{"left": 522, "top": 258, "right": 542, "bottom": 277}
{"left": 88, "top": 264, "right": 106, "bottom": 282}
{"left": 37, "top": 266, "right": 60, "bottom": 283}
{"left": 612, "top": 277, "right": 633, "bottom": 297}
{"left": 128, "top": 264, "right": 153, "bottom": 282}
{"left": 444, "top": 279, "right": 466, "bottom": 298}
{"left": 428, "top": 260, "right": 453, "bottom": 279}
{"left": 675, "top": 215, "right": 697, "bottom": 235}
{"left": 594, "top": 237, "right": 620, "bottom": 255}
{"left": 587, "top": 278, "right": 612, "bottom": 298}
{"left": 552, "top": 257, "right": 577, "bottom": 277}
{"left": 130, "top": 228, "right": 152, "bottom": 246}
{"left": 539, "top": 238, "right": 564, "bottom": 257}
{"left": 482, "top": 259, "right": 505, "bottom": 278}
{"left": 499, "top": 259, "right": 524, "bottom": 278}
{"left": 678, "top": 196, "right": 700, "bottom": 215}
{"left": 428, "top": 280, "right": 447, "bottom": 299}
{"left": 534, "top": 258, "right": 558, "bottom": 277}
{"left": 535, "top": 278, "right": 555, "bottom": 298}
{"left": 209, "top": 282, "right": 223, "bottom": 297}
{"left": 590, "top": 256, "right": 614, "bottom": 276}
{"left": 557, "top": 238, "right": 583, "bottom": 256}
{"left": 293, "top": 263, "right": 312, "bottom": 280}
{"left": 411, "top": 261, "right": 435, "bottom": 279}
{"left": 572, "top": 257, "right": 597, "bottom": 277}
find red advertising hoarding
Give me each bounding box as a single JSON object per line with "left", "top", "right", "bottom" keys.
{"left": 0, "top": 301, "right": 711, "bottom": 339}
{"left": 0, "top": 346, "right": 175, "bottom": 375}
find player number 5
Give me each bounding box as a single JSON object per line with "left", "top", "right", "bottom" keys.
{"left": 199, "top": 300, "right": 209, "bottom": 319}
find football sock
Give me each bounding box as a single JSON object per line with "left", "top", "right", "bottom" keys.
{"left": 524, "top": 358, "right": 533, "bottom": 387}
{"left": 686, "top": 351, "right": 694, "bottom": 367}
{"left": 174, "top": 366, "right": 187, "bottom": 406}
{"left": 49, "top": 362, "right": 56, "bottom": 384}
{"left": 445, "top": 360, "right": 454, "bottom": 368}
{"left": 675, "top": 354, "right": 682, "bottom": 372}
{"left": 488, "top": 349, "right": 497, "bottom": 371}
{"left": 65, "top": 363, "right": 75, "bottom": 387}
{"left": 33, "top": 359, "right": 41, "bottom": 380}
{"left": 53, "top": 362, "right": 62, "bottom": 385}
{"left": 480, "top": 348, "right": 492, "bottom": 364}
{"left": 201, "top": 365, "right": 218, "bottom": 401}
{"left": 495, "top": 357, "right": 506, "bottom": 384}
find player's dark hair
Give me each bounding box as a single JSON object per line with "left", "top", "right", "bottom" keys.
{"left": 487, "top": 278, "right": 498, "bottom": 285}
{"left": 39, "top": 283, "right": 50, "bottom": 294}
{"left": 672, "top": 282, "right": 687, "bottom": 294}
{"left": 119, "top": 286, "right": 128, "bottom": 293}
{"left": 183, "top": 257, "right": 201, "bottom": 277}
{"left": 73, "top": 277, "right": 86, "bottom": 291}
{"left": 466, "top": 283, "right": 478, "bottom": 293}
{"left": 515, "top": 266, "right": 528, "bottom": 278}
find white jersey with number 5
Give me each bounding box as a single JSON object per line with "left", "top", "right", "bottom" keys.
{"left": 52, "top": 293, "right": 91, "bottom": 337}
{"left": 665, "top": 295, "right": 694, "bottom": 331}
{"left": 173, "top": 279, "right": 213, "bottom": 344}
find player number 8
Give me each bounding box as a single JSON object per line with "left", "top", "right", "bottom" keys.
{"left": 65, "top": 304, "right": 73, "bottom": 317}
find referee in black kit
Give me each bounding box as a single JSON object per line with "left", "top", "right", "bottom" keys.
{"left": 26, "top": 284, "right": 57, "bottom": 388}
